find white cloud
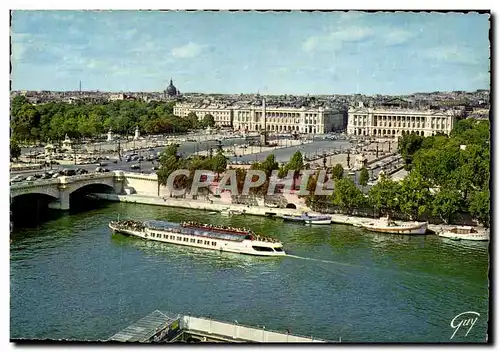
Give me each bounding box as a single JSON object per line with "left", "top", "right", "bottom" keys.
{"left": 171, "top": 42, "right": 204, "bottom": 59}
{"left": 302, "top": 26, "right": 374, "bottom": 53}
{"left": 384, "top": 30, "right": 417, "bottom": 46}
{"left": 421, "top": 45, "right": 487, "bottom": 65}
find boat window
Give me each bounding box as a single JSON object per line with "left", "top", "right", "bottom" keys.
{"left": 252, "top": 246, "right": 275, "bottom": 252}
{"left": 163, "top": 234, "right": 168, "bottom": 239}
{"left": 190, "top": 239, "right": 196, "bottom": 243}
{"left": 197, "top": 239, "right": 202, "bottom": 244}
{"left": 184, "top": 238, "right": 189, "bottom": 242}
{"left": 170, "top": 235, "right": 175, "bottom": 240}
{"left": 204, "top": 241, "right": 209, "bottom": 245}
{"left": 274, "top": 247, "right": 283, "bottom": 252}
{"left": 212, "top": 242, "right": 217, "bottom": 246}
{"left": 177, "top": 236, "right": 182, "bottom": 241}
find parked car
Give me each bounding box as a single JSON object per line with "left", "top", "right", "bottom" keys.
{"left": 130, "top": 164, "right": 140, "bottom": 170}
{"left": 25, "top": 176, "right": 36, "bottom": 181}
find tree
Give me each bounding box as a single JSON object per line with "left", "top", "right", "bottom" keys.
{"left": 331, "top": 178, "right": 365, "bottom": 214}
{"left": 157, "top": 144, "right": 182, "bottom": 186}
{"left": 281, "top": 151, "right": 304, "bottom": 189}
{"left": 186, "top": 112, "right": 200, "bottom": 130}
{"left": 212, "top": 151, "right": 228, "bottom": 177}
{"left": 10, "top": 138, "right": 21, "bottom": 161}
{"left": 431, "top": 187, "right": 463, "bottom": 224}
{"left": 367, "top": 173, "right": 400, "bottom": 218}
{"left": 359, "top": 167, "right": 369, "bottom": 187}
{"left": 398, "top": 171, "right": 432, "bottom": 220}
{"left": 202, "top": 114, "right": 216, "bottom": 128}
{"left": 398, "top": 133, "right": 424, "bottom": 169}
{"left": 469, "top": 188, "right": 490, "bottom": 227}
{"left": 331, "top": 163, "right": 344, "bottom": 180}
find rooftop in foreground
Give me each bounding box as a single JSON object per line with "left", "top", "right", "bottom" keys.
{"left": 108, "top": 310, "right": 329, "bottom": 343}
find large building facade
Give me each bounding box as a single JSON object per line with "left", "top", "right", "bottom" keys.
{"left": 347, "top": 103, "right": 457, "bottom": 137}
{"left": 174, "top": 100, "right": 345, "bottom": 133}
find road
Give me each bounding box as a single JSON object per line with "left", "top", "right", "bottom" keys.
{"left": 229, "top": 140, "right": 353, "bottom": 163}
{"left": 12, "top": 136, "right": 261, "bottom": 177}
{"left": 12, "top": 136, "right": 403, "bottom": 186}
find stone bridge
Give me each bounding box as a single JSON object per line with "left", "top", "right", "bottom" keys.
{"left": 10, "top": 171, "right": 126, "bottom": 210}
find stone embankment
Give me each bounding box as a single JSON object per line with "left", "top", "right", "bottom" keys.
{"left": 91, "top": 193, "right": 481, "bottom": 235}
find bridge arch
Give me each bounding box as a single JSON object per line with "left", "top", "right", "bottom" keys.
{"left": 67, "top": 181, "right": 118, "bottom": 196}
{"left": 10, "top": 192, "right": 59, "bottom": 225}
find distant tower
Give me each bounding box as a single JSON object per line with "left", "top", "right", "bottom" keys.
{"left": 79, "top": 80, "right": 82, "bottom": 92}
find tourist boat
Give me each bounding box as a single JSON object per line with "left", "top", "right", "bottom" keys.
{"left": 282, "top": 212, "right": 332, "bottom": 225}
{"left": 438, "top": 226, "right": 489, "bottom": 241}
{"left": 109, "top": 220, "right": 286, "bottom": 256}
{"left": 360, "top": 217, "right": 428, "bottom": 235}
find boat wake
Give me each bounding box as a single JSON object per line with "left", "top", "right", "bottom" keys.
{"left": 286, "top": 254, "right": 363, "bottom": 269}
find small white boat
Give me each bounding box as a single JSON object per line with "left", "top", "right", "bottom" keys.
{"left": 282, "top": 212, "right": 331, "bottom": 225}
{"left": 439, "top": 226, "right": 489, "bottom": 241}
{"left": 220, "top": 208, "right": 243, "bottom": 216}
{"left": 361, "top": 217, "right": 428, "bottom": 235}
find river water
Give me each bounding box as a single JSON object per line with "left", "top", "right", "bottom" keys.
{"left": 10, "top": 202, "right": 490, "bottom": 342}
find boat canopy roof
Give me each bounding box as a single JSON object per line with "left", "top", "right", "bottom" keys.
{"left": 145, "top": 220, "right": 249, "bottom": 242}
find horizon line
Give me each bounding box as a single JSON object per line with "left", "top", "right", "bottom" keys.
{"left": 10, "top": 88, "right": 490, "bottom": 96}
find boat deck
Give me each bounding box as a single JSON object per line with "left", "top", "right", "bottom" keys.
{"left": 145, "top": 220, "right": 251, "bottom": 242}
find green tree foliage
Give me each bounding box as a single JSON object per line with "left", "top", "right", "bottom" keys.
{"left": 367, "top": 173, "right": 400, "bottom": 218}
{"left": 201, "top": 114, "right": 216, "bottom": 128}
{"left": 280, "top": 151, "right": 304, "bottom": 188}
{"left": 331, "top": 163, "right": 344, "bottom": 180}
{"left": 9, "top": 99, "right": 195, "bottom": 142}
{"left": 331, "top": 178, "right": 366, "bottom": 214}
{"left": 398, "top": 133, "right": 424, "bottom": 169}
{"left": 186, "top": 112, "right": 200, "bottom": 130}
{"left": 359, "top": 167, "right": 369, "bottom": 187}
{"left": 431, "top": 187, "right": 463, "bottom": 224}
{"left": 397, "top": 171, "right": 432, "bottom": 220}
{"left": 10, "top": 138, "right": 21, "bottom": 160}
{"left": 410, "top": 119, "right": 489, "bottom": 210}
{"left": 469, "top": 188, "right": 490, "bottom": 227}
{"left": 212, "top": 151, "right": 228, "bottom": 177}
{"left": 157, "top": 144, "right": 182, "bottom": 186}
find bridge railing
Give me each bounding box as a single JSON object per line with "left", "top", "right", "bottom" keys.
{"left": 63, "top": 171, "right": 117, "bottom": 182}
{"left": 10, "top": 171, "right": 118, "bottom": 188}
{"left": 10, "top": 178, "right": 59, "bottom": 188}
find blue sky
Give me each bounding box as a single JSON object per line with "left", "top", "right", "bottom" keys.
{"left": 11, "top": 11, "right": 490, "bottom": 95}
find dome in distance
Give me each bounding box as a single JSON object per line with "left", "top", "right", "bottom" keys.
{"left": 166, "top": 79, "right": 178, "bottom": 96}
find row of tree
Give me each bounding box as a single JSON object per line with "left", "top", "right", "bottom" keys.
{"left": 10, "top": 96, "right": 216, "bottom": 143}
{"left": 156, "top": 144, "right": 227, "bottom": 195}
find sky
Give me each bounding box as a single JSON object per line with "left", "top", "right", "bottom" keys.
{"left": 10, "top": 10, "right": 491, "bottom": 95}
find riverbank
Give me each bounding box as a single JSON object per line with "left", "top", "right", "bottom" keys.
{"left": 91, "top": 193, "right": 481, "bottom": 235}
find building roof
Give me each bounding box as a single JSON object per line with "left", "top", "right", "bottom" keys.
{"left": 166, "top": 79, "right": 178, "bottom": 96}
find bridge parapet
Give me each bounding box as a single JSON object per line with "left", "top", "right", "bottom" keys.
{"left": 60, "top": 172, "right": 117, "bottom": 183}
{"left": 10, "top": 178, "right": 59, "bottom": 190}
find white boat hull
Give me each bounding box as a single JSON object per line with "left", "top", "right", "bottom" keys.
{"left": 109, "top": 223, "right": 286, "bottom": 257}
{"left": 304, "top": 219, "right": 332, "bottom": 225}
{"left": 439, "top": 232, "right": 489, "bottom": 241}
{"left": 361, "top": 222, "right": 428, "bottom": 235}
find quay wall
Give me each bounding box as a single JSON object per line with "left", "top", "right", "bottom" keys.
{"left": 92, "top": 193, "right": 459, "bottom": 234}
{"left": 92, "top": 193, "right": 306, "bottom": 217}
